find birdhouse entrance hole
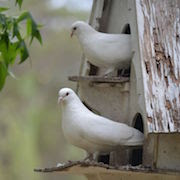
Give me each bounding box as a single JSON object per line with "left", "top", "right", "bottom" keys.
{"left": 121, "top": 24, "right": 131, "bottom": 34}
{"left": 89, "top": 63, "right": 98, "bottom": 75}
{"left": 130, "top": 113, "right": 144, "bottom": 166}
{"left": 132, "top": 113, "right": 144, "bottom": 133}
{"left": 98, "top": 154, "right": 110, "bottom": 165}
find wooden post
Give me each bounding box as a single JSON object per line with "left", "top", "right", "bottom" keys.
{"left": 136, "top": 0, "right": 180, "bottom": 169}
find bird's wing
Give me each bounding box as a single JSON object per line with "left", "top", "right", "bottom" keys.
{"left": 80, "top": 114, "right": 134, "bottom": 147}
{"left": 95, "top": 33, "right": 131, "bottom": 44}
{"left": 87, "top": 33, "right": 132, "bottom": 63}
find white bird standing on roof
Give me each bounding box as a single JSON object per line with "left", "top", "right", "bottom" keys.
{"left": 71, "top": 21, "right": 132, "bottom": 75}
{"left": 58, "top": 88, "right": 144, "bottom": 160}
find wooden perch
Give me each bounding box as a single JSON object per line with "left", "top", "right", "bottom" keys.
{"left": 68, "top": 76, "right": 130, "bottom": 84}
{"left": 34, "top": 160, "right": 180, "bottom": 179}
{"left": 34, "top": 160, "right": 150, "bottom": 173}
{"left": 34, "top": 161, "right": 114, "bottom": 173}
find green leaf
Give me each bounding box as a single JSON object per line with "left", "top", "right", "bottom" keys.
{"left": 8, "top": 42, "right": 19, "bottom": 64}
{"left": 0, "top": 7, "right": 9, "bottom": 13}
{"left": 6, "top": 17, "right": 14, "bottom": 32}
{"left": 30, "top": 29, "right": 42, "bottom": 45}
{"left": 26, "top": 18, "right": 32, "bottom": 37}
{"left": 12, "top": 21, "right": 22, "bottom": 40}
{"left": 18, "top": 40, "right": 29, "bottom": 64}
{"left": 0, "top": 14, "right": 6, "bottom": 28}
{"left": 17, "top": 11, "right": 30, "bottom": 23}
{"left": 0, "top": 33, "right": 10, "bottom": 65}
{"left": 0, "top": 0, "right": 43, "bottom": 91}
{"left": 35, "top": 30, "right": 42, "bottom": 44}
{"left": 0, "top": 61, "right": 8, "bottom": 90}
{"left": 15, "top": 0, "right": 23, "bottom": 9}
{"left": 29, "top": 18, "right": 42, "bottom": 44}
{"left": 17, "top": 11, "right": 43, "bottom": 44}
{"left": 0, "top": 34, "right": 18, "bottom": 65}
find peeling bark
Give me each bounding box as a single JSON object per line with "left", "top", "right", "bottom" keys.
{"left": 136, "top": 0, "right": 180, "bottom": 132}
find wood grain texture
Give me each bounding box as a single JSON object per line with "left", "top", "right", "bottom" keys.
{"left": 136, "top": 0, "right": 180, "bottom": 132}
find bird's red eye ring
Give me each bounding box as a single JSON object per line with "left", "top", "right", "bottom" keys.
{"left": 66, "top": 92, "right": 69, "bottom": 96}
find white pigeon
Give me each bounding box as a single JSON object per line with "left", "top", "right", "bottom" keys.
{"left": 58, "top": 88, "right": 144, "bottom": 160}
{"left": 71, "top": 21, "right": 132, "bottom": 75}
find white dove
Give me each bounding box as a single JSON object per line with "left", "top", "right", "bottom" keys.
{"left": 71, "top": 21, "right": 132, "bottom": 75}
{"left": 58, "top": 88, "right": 144, "bottom": 160}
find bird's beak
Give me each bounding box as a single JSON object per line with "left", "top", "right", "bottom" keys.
{"left": 58, "top": 96, "right": 63, "bottom": 104}
{"left": 70, "top": 30, "right": 74, "bottom": 38}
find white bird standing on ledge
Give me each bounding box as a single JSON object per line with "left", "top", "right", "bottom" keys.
{"left": 71, "top": 21, "right": 132, "bottom": 76}
{"left": 58, "top": 88, "right": 144, "bottom": 160}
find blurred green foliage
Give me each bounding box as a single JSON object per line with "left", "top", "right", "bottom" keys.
{"left": 0, "top": 0, "right": 92, "bottom": 180}
{"left": 0, "top": 0, "right": 42, "bottom": 91}
{"left": 15, "top": 0, "right": 23, "bottom": 8}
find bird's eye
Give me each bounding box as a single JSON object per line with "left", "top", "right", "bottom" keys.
{"left": 66, "top": 92, "right": 69, "bottom": 96}
{"left": 73, "top": 27, "right": 77, "bottom": 30}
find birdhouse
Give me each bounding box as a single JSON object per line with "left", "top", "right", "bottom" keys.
{"left": 35, "top": 0, "right": 180, "bottom": 179}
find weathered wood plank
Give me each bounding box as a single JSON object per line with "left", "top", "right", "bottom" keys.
{"left": 68, "top": 76, "right": 130, "bottom": 83}
{"left": 136, "top": 0, "right": 180, "bottom": 132}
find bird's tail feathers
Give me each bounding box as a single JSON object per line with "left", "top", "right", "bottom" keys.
{"left": 125, "top": 130, "right": 144, "bottom": 146}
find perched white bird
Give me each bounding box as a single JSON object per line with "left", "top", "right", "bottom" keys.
{"left": 58, "top": 88, "right": 144, "bottom": 160}
{"left": 71, "top": 21, "right": 132, "bottom": 75}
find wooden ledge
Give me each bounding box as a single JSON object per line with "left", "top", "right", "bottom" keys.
{"left": 34, "top": 161, "right": 114, "bottom": 173}
{"left": 34, "top": 160, "right": 180, "bottom": 179}
{"left": 34, "top": 161, "right": 148, "bottom": 173}
{"left": 68, "top": 76, "right": 130, "bottom": 84}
